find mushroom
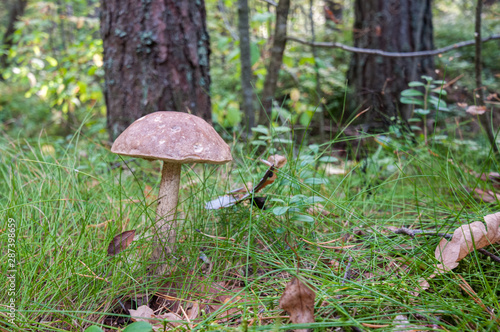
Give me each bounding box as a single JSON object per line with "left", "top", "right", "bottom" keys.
{"left": 111, "top": 111, "right": 232, "bottom": 274}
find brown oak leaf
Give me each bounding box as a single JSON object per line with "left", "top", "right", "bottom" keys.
{"left": 279, "top": 277, "right": 315, "bottom": 332}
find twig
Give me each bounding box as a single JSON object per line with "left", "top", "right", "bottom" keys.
{"left": 477, "top": 248, "right": 500, "bottom": 263}
{"left": 393, "top": 227, "right": 451, "bottom": 239}
{"left": 393, "top": 228, "right": 500, "bottom": 263}
{"left": 442, "top": 74, "right": 464, "bottom": 89}
{"left": 284, "top": 235, "right": 300, "bottom": 275}
{"left": 218, "top": 0, "right": 239, "bottom": 41}
{"left": 341, "top": 256, "right": 353, "bottom": 286}
{"left": 301, "top": 238, "right": 358, "bottom": 249}
{"left": 195, "top": 229, "right": 235, "bottom": 242}
{"left": 287, "top": 34, "right": 500, "bottom": 58}
{"left": 258, "top": 0, "right": 277, "bottom": 6}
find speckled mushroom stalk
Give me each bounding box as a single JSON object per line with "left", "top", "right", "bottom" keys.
{"left": 151, "top": 162, "right": 182, "bottom": 268}
{"left": 111, "top": 111, "right": 232, "bottom": 276}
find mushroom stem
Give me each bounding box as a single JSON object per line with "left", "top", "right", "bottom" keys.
{"left": 151, "top": 161, "right": 181, "bottom": 274}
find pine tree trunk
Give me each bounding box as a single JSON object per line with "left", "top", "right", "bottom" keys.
{"left": 100, "top": 0, "right": 212, "bottom": 140}
{"left": 347, "top": 0, "right": 434, "bottom": 130}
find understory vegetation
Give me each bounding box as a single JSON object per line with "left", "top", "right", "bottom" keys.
{"left": 1, "top": 0, "right": 500, "bottom": 331}
{"left": 1, "top": 117, "right": 499, "bottom": 330}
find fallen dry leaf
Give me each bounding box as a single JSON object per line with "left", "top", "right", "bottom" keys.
{"left": 466, "top": 105, "right": 487, "bottom": 115}
{"left": 279, "top": 277, "right": 315, "bottom": 332}
{"left": 266, "top": 154, "right": 288, "bottom": 168}
{"left": 187, "top": 302, "right": 200, "bottom": 321}
{"left": 107, "top": 230, "right": 135, "bottom": 256}
{"left": 128, "top": 305, "right": 155, "bottom": 323}
{"left": 469, "top": 187, "right": 500, "bottom": 203}
{"left": 435, "top": 212, "right": 500, "bottom": 271}
{"left": 129, "top": 305, "right": 183, "bottom": 331}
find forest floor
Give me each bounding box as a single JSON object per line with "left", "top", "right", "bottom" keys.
{"left": 1, "top": 119, "right": 499, "bottom": 331}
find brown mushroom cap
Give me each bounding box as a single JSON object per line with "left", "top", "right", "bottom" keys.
{"left": 111, "top": 111, "right": 232, "bottom": 164}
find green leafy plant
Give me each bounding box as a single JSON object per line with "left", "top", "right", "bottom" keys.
{"left": 400, "top": 75, "right": 449, "bottom": 143}
{"left": 84, "top": 321, "right": 153, "bottom": 332}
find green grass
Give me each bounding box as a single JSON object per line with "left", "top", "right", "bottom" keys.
{"left": 1, "top": 118, "right": 499, "bottom": 331}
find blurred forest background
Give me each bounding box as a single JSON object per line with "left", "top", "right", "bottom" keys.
{"left": 0, "top": 0, "right": 499, "bottom": 149}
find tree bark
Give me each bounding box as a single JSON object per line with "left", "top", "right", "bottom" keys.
{"left": 259, "top": 0, "right": 291, "bottom": 125}
{"left": 347, "top": 0, "right": 434, "bottom": 131}
{"left": 309, "top": 0, "right": 325, "bottom": 138}
{"left": 475, "top": 0, "right": 499, "bottom": 154}
{"left": 100, "top": 0, "right": 212, "bottom": 140}
{"left": 238, "top": 0, "right": 255, "bottom": 134}
{"left": 0, "top": 0, "right": 28, "bottom": 73}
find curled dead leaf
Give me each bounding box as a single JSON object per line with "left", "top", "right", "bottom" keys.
{"left": 466, "top": 105, "right": 487, "bottom": 115}
{"left": 264, "top": 154, "right": 288, "bottom": 169}
{"left": 129, "top": 305, "right": 183, "bottom": 331}
{"left": 435, "top": 212, "right": 500, "bottom": 271}
{"left": 279, "top": 277, "right": 315, "bottom": 332}
{"left": 107, "top": 230, "right": 135, "bottom": 256}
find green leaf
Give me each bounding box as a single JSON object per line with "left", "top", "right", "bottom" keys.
{"left": 270, "top": 198, "right": 285, "bottom": 203}
{"left": 400, "top": 97, "right": 424, "bottom": 106}
{"left": 299, "top": 111, "right": 313, "bottom": 126}
{"left": 408, "top": 81, "right": 426, "bottom": 87}
{"left": 250, "top": 42, "right": 260, "bottom": 67}
{"left": 291, "top": 215, "right": 315, "bottom": 223}
{"left": 305, "top": 196, "right": 325, "bottom": 204}
{"left": 304, "top": 178, "right": 329, "bottom": 185}
{"left": 273, "top": 126, "right": 291, "bottom": 133}
{"left": 251, "top": 126, "right": 269, "bottom": 135}
{"left": 273, "top": 206, "right": 290, "bottom": 216}
{"left": 319, "top": 156, "right": 338, "bottom": 163}
{"left": 414, "top": 108, "right": 430, "bottom": 115}
{"left": 272, "top": 138, "right": 293, "bottom": 144}
{"left": 308, "top": 144, "right": 319, "bottom": 154}
{"left": 251, "top": 141, "right": 267, "bottom": 146}
{"left": 432, "top": 88, "right": 447, "bottom": 96}
{"left": 227, "top": 48, "right": 240, "bottom": 62}
{"left": 123, "top": 322, "right": 154, "bottom": 332}
{"left": 290, "top": 195, "right": 306, "bottom": 204}
{"left": 282, "top": 55, "right": 294, "bottom": 68}
{"left": 429, "top": 97, "right": 447, "bottom": 108}
{"left": 299, "top": 57, "right": 315, "bottom": 65}
{"left": 84, "top": 327, "right": 104, "bottom": 332}
{"left": 45, "top": 56, "right": 58, "bottom": 67}
{"left": 433, "top": 80, "right": 446, "bottom": 85}
{"left": 252, "top": 12, "right": 274, "bottom": 23}
{"left": 401, "top": 89, "right": 424, "bottom": 97}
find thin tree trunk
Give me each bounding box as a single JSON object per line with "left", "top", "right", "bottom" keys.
{"left": 259, "top": 0, "right": 291, "bottom": 125}
{"left": 57, "top": 0, "right": 67, "bottom": 52}
{"left": 475, "top": 0, "right": 499, "bottom": 154}
{"left": 101, "top": 0, "right": 212, "bottom": 140}
{"left": 238, "top": 0, "right": 255, "bottom": 135}
{"left": 0, "top": 0, "right": 28, "bottom": 73}
{"left": 309, "top": 0, "right": 325, "bottom": 139}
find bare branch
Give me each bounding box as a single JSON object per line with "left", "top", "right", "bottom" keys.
{"left": 259, "top": 0, "right": 277, "bottom": 6}
{"left": 394, "top": 227, "right": 500, "bottom": 264}
{"left": 287, "top": 34, "right": 500, "bottom": 58}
